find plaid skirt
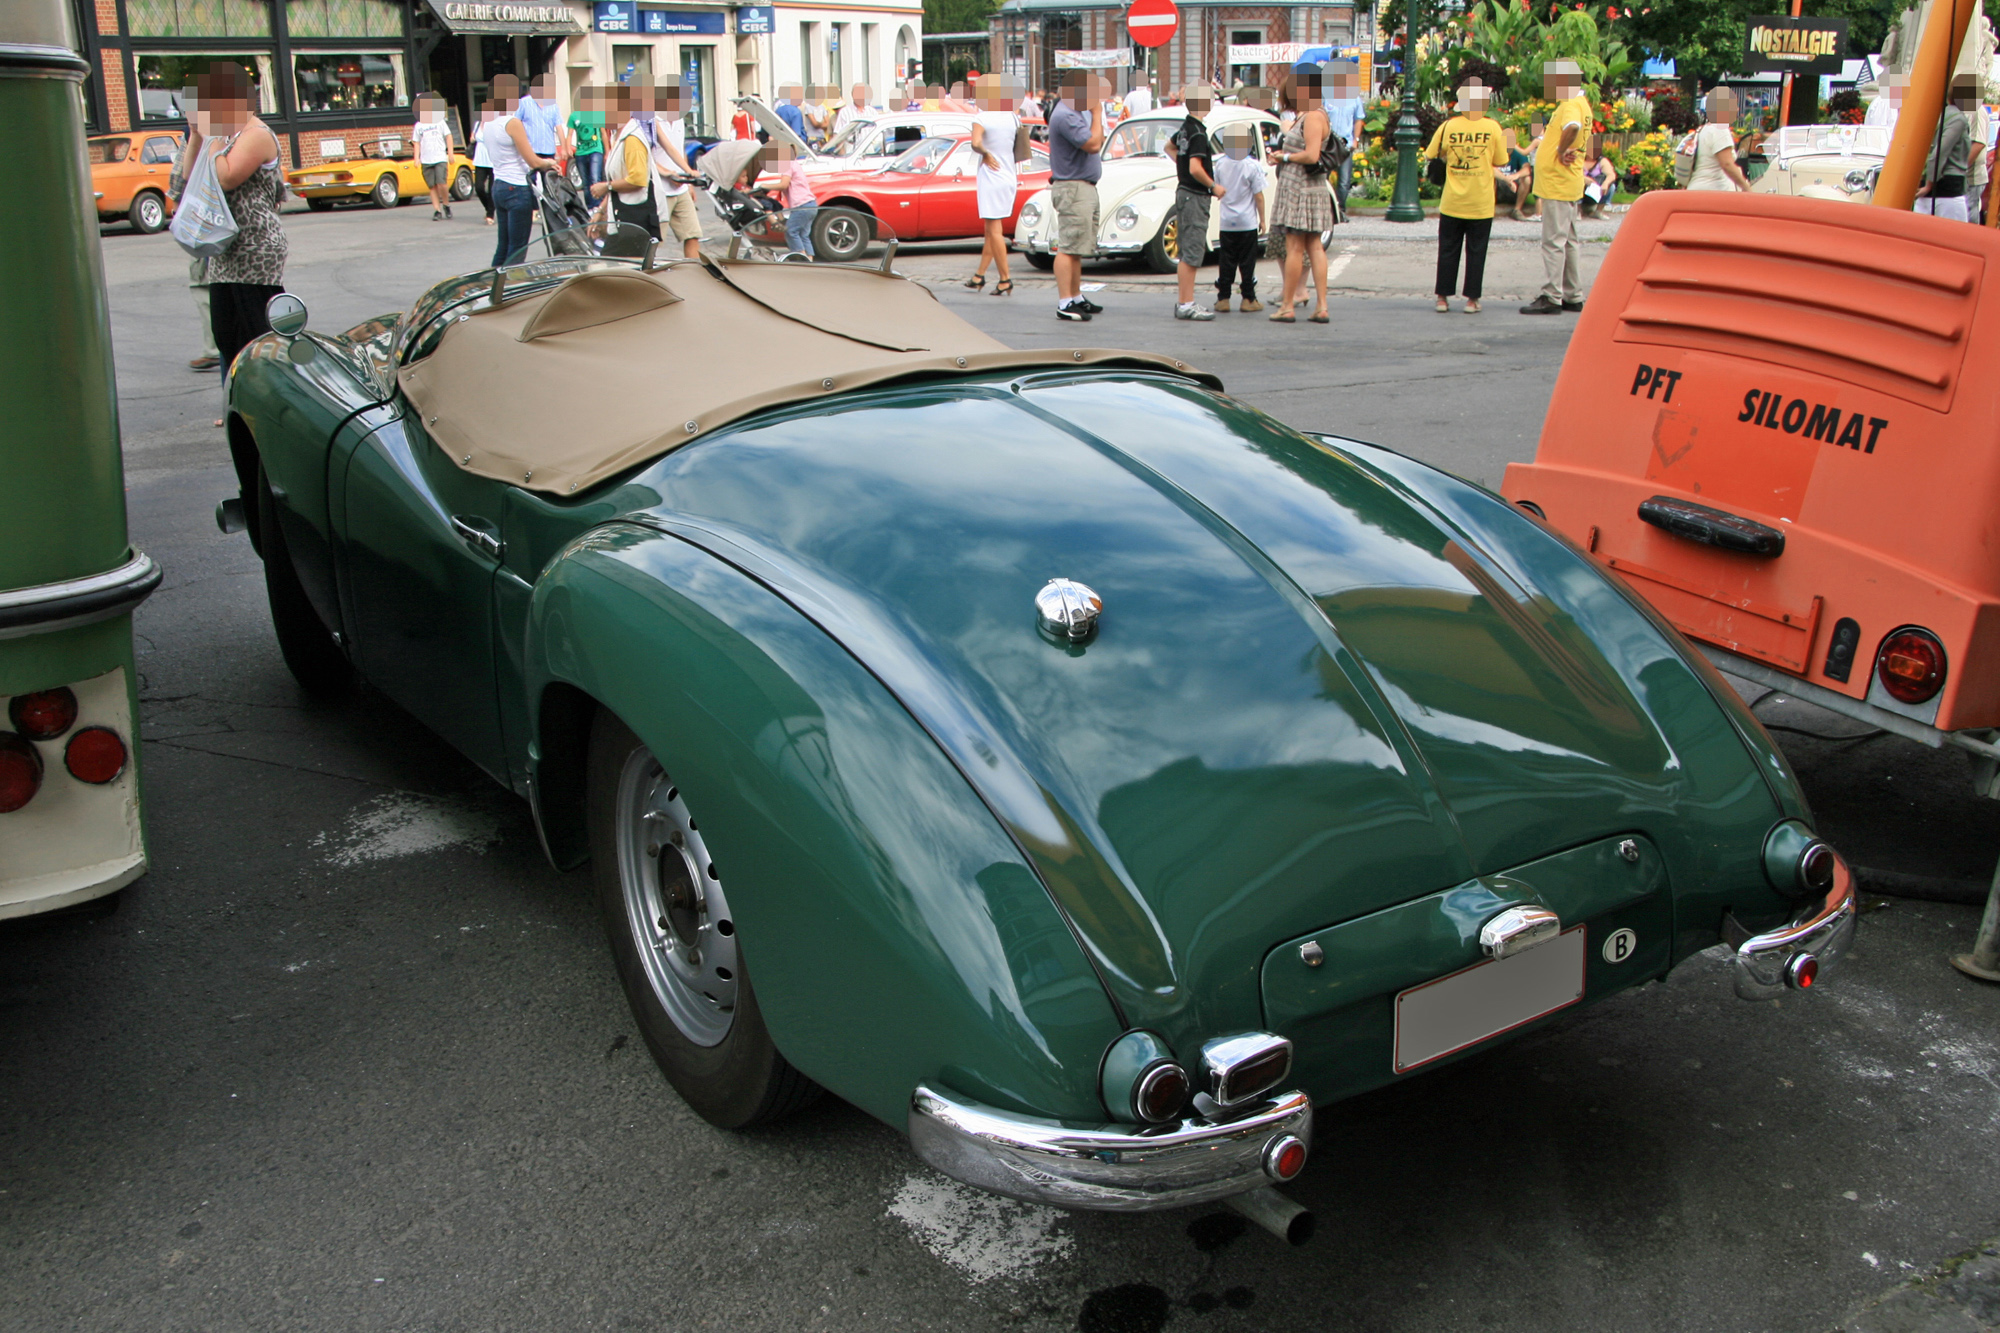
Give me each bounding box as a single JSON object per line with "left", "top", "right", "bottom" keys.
{"left": 1271, "top": 161, "right": 1334, "bottom": 234}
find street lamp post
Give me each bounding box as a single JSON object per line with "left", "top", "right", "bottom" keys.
{"left": 1386, "top": 0, "right": 1426, "bottom": 222}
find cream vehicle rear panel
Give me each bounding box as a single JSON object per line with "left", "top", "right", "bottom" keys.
{"left": 1749, "top": 124, "right": 1889, "bottom": 202}
{"left": 0, "top": 668, "right": 145, "bottom": 918}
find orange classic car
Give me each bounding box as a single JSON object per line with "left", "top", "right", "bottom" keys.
{"left": 88, "top": 129, "right": 183, "bottom": 233}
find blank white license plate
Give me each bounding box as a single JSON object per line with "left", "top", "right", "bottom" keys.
{"left": 1394, "top": 926, "right": 1586, "bottom": 1073}
{"left": 302, "top": 174, "right": 334, "bottom": 185}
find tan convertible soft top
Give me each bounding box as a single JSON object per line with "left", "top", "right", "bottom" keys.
{"left": 397, "top": 259, "right": 1218, "bottom": 496}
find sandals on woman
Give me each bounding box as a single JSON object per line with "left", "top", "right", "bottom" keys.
{"left": 1269, "top": 311, "right": 1297, "bottom": 323}
{"left": 1308, "top": 311, "right": 1330, "bottom": 324}
{"left": 963, "top": 274, "right": 986, "bottom": 290}
{"left": 993, "top": 279, "right": 1013, "bottom": 296}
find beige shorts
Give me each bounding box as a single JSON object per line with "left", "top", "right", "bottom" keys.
{"left": 1051, "top": 179, "right": 1099, "bottom": 256}
{"left": 662, "top": 188, "right": 702, "bottom": 242}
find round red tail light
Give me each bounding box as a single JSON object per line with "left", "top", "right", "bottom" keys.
{"left": 1133, "top": 1061, "right": 1190, "bottom": 1124}
{"left": 64, "top": 726, "right": 127, "bottom": 785}
{"left": 0, "top": 733, "right": 44, "bottom": 813}
{"left": 1785, "top": 953, "right": 1819, "bottom": 990}
{"left": 1876, "top": 628, "right": 1946, "bottom": 705}
{"left": 1264, "top": 1134, "right": 1308, "bottom": 1182}
{"left": 10, "top": 687, "right": 78, "bottom": 741}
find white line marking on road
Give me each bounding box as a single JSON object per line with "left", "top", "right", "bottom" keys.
{"left": 1327, "top": 244, "right": 1359, "bottom": 284}
{"left": 313, "top": 792, "right": 500, "bottom": 868}
{"left": 887, "top": 1174, "right": 1073, "bottom": 1283}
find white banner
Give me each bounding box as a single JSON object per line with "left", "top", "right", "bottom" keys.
{"left": 1228, "top": 43, "right": 1310, "bottom": 65}
{"left": 1055, "top": 48, "right": 1135, "bottom": 69}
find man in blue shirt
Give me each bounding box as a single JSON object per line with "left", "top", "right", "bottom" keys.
{"left": 1323, "top": 61, "right": 1364, "bottom": 211}
{"left": 519, "top": 73, "right": 564, "bottom": 163}
{"left": 775, "top": 85, "right": 809, "bottom": 144}
{"left": 1047, "top": 71, "right": 1105, "bottom": 321}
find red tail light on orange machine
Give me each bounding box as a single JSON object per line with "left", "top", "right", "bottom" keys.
{"left": 1876, "top": 628, "right": 1946, "bottom": 705}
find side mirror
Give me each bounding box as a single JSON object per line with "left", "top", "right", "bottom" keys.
{"left": 265, "top": 293, "right": 316, "bottom": 364}
{"left": 267, "top": 292, "right": 308, "bottom": 338}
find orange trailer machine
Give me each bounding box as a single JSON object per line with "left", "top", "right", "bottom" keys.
{"left": 1502, "top": 190, "right": 2000, "bottom": 980}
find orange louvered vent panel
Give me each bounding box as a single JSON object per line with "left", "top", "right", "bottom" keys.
{"left": 1612, "top": 212, "right": 1982, "bottom": 412}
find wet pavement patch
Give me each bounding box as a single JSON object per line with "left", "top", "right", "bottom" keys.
{"left": 1077, "top": 1283, "right": 1171, "bottom": 1333}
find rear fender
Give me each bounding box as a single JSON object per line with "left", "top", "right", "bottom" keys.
{"left": 525, "top": 523, "right": 1121, "bottom": 1126}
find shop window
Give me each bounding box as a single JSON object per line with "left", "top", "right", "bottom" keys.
{"left": 285, "top": 0, "right": 402, "bottom": 39}
{"left": 293, "top": 51, "right": 408, "bottom": 113}
{"left": 134, "top": 53, "right": 277, "bottom": 120}
{"left": 683, "top": 46, "right": 716, "bottom": 136}
{"left": 126, "top": 0, "right": 271, "bottom": 37}
{"left": 612, "top": 45, "right": 651, "bottom": 85}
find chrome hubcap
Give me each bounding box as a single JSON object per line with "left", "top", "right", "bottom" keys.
{"left": 825, "top": 215, "right": 862, "bottom": 253}
{"left": 615, "top": 750, "right": 737, "bottom": 1046}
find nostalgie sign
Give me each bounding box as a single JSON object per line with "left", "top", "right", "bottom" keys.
{"left": 736, "top": 6, "right": 774, "bottom": 34}
{"left": 1741, "top": 14, "right": 1849, "bottom": 77}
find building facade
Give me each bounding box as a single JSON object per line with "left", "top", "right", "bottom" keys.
{"left": 990, "top": 0, "right": 1364, "bottom": 96}
{"left": 72, "top": 0, "right": 919, "bottom": 173}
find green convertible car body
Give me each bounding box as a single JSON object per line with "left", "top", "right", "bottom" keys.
{"left": 223, "top": 246, "right": 1856, "bottom": 1214}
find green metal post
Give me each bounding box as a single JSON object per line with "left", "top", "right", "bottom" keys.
{"left": 1386, "top": 0, "right": 1426, "bottom": 222}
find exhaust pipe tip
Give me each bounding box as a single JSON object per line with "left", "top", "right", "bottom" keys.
{"left": 1223, "top": 1186, "right": 1315, "bottom": 1246}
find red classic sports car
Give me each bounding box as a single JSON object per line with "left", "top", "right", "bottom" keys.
{"left": 787, "top": 134, "right": 1052, "bottom": 262}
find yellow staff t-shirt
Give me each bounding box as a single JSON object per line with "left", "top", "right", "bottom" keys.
{"left": 1534, "top": 95, "right": 1594, "bottom": 201}
{"left": 1424, "top": 115, "right": 1506, "bottom": 219}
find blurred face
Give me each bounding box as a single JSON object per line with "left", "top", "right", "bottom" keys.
{"left": 1543, "top": 62, "right": 1582, "bottom": 102}
{"left": 1461, "top": 87, "right": 1491, "bottom": 118}
{"left": 492, "top": 74, "right": 521, "bottom": 110}
{"left": 657, "top": 82, "right": 686, "bottom": 118}
{"left": 1331, "top": 64, "right": 1358, "bottom": 97}
{"left": 193, "top": 65, "right": 252, "bottom": 133}
{"left": 851, "top": 84, "right": 866, "bottom": 106}
{"left": 1224, "top": 132, "right": 1250, "bottom": 160}
{"left": 530, "top": 76, "right": 552, "bottom": 103}
{"left": 1706, "top": 88, "right": 1736, "bottom": 124}
{"left": 781, "top": 83, "right": 802, "bottom": 105}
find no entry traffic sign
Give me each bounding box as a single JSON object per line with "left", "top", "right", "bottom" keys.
{"left": 1127, "top": 0, "right": 1178, "bottom": 48}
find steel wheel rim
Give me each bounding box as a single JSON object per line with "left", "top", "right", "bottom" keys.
{"left": 825, "top": 214, "right": 862, "bottom": 255}
{"left": 615, "top": 749, "right": 738, "bottom": 1046}
{"left": 376, "top": 176, "right": 396, "bottom": 205}
{"left": 136, "top": 196, "right": 164, "bottom": 230}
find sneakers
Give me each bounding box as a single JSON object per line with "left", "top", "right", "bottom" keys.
{"left": 1215, "top": 297, "right": 1232, "bottom": 312}
{"left": 1519, "top": 294, "right": 1564, "bottom": 315}
{"left": 1561, "top": 298, "right": 1585, "bottom": 312}
{"left": 1074, "top": 296, "right": 1104, "bottom": 315}
{"left": 432, "top": 209, "right": 443, "bottom": 221}
{"left": 444, "top": 204, "right": 453, "bottom": 219}
{"left": 1057, "top": 300, "right": 1091, "bottom": 321}
{"left": 1174, "top": 302, "right": 1215, "bottom": 321}
{"left": 1239, "top": 298, "right": 1262, "bottom": 313}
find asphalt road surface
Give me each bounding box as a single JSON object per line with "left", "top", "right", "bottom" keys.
{"left": 3, "top": 203, "right": 1996, "bottom": 1333}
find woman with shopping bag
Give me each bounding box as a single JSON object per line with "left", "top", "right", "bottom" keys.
{"left": 170, "top": 62, "right": 288, "bottom": 483}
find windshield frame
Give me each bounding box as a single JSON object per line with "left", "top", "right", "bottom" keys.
{"left": 880, "top": 134, "right": 961, "bottom": 175}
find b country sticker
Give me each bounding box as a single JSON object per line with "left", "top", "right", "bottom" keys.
{"left": 1737, "top": 389, "right": 1886, "bottom": 453}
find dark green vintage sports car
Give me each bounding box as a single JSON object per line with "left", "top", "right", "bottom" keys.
{"left": 222, "top": 240, "right": 1855, "bottom": 1224}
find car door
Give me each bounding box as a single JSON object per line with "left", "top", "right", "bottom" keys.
{"left": 337, "top": 408, "right": 512, "bottom": 784}
{"left": 915, "top": 141, "right": 980, "bottom": 237}
{"left": 90, "top": 137, "right": 134, "bottom": 212}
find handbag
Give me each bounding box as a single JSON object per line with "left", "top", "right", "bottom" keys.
{"left": 1427, "top": 153, "right": 1447, "bottom": 187}
{"left": 170, "top": 136, "right": 240, "bottom": 259}
{"left": 1316, "top": 129, "right": 1350, "bottom": 176}
{"left": 1672, "top": 128, "right": 1703, "bottom": 187}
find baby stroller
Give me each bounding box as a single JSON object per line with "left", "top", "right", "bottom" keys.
{"left": 535, "top": 169, "right": 599, "bottom": 255}
{"left": 696, "top": 140, "right": 794, "bottom": 260}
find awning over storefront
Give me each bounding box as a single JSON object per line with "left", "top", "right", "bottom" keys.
{"left": 422, "top": 0, "right": 585, "bottom": 36}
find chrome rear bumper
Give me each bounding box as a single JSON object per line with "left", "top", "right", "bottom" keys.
{"left": 1726, "top": 852, "right": 1858, "bottom": 999}
{"left": 908, "top": 1084, "right": 1311, "bottom": 1211}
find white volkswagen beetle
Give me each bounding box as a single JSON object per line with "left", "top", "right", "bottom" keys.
{"left": 1013, "top": 105, "right": 1333, "bottom": 272}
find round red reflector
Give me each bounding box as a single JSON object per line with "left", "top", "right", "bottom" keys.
{"left": 9, "top": 687, "right": 78, "bottom": 741}
{"left": 1876, "top": 629, "right": 1945, "bottom": 705}
{"left": 0, "top": 732, "right": 45, "bottom": 813}
{"left": 1786, "top": 953, "right": 1819, "bottom": 990}
{"left": 65, "top": 726, "right": 127, "bottom": 785}
{"left": 1264, "top": 1134, "right": 1307, "bottom": 1182}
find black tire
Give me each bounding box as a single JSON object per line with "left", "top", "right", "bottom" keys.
{"left": 306, "top": 197, "right": 335, "bottom": 212}
{"left": 129, "top": 190, "right": 169, "bottom": 234}
{"left": 810, "top": 206, "right": 871, "bottom": 263}
{"left": 587, "top": 709, "right": 820, "bottom": 1129}
{"left": 1142, "top": 216, "right": 1178, "bottom": 273}
{"left": 1025, "top": 251, "right": 1055, "bottom": 271}
{"left": 451, "top": 167, "right": 474, "bottom": 201}
{"left": 257, "top": 467, "right": 354, "bottom": 698}
{"left": 371, "top": 173, "right": 398, "bottom": 209}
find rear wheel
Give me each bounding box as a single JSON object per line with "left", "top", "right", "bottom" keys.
{"left": 587, "top": 710, "right": 819, "bottom": 1129}
{"left": 257, "top": 467, "right": 354, "bottom": 698}
{"left": 371, "top": 173, "right": 398, "bottom": 209}
{"left": 129, "top": 190, "right": 168, "bottom": 234}
{"left": 811, "top": 206, "right": 871, "bottom": 263}
{"left": 1142, "top": 216, "right": 1178, "bottom": 273}
{"left": 451, "top": 167, "right": 474, "bottom": 200}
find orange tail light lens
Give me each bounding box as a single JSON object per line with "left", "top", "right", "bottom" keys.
{"left": 1876, "top": 628, "right": 1946, "bottom": 705}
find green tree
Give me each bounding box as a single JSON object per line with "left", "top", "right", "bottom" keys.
{"left": 925, "top": 0, "right": 999, "bottom": 35}
{"left": 1615, "top": 0, "right": 1903, "bottom": 94}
